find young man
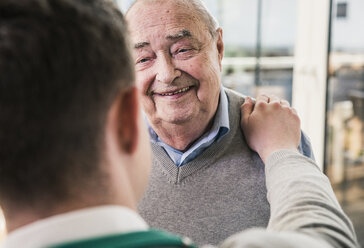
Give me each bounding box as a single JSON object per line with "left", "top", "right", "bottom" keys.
{"left": 126, "top": 1, "right": 315, "bottom": 244}
{"left": 0, "top": 0, "right": 357, "bottom": 247}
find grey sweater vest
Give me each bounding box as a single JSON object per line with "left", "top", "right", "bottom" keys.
{"left": 138, "top": 88, "right": 270, "bottom": 246}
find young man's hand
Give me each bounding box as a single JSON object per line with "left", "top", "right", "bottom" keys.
{"left": 240, "top": 95, "right": 301, "bottom": 163}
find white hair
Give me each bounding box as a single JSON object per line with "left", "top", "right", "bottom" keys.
{"left": 127, "top": 0, "right": 220, "bottom": 38}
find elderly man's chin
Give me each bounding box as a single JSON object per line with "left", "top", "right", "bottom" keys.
{"left": 157, "top": 110, "right": 198, "bottom": 125}
{"left": 147, "top": 97, "right": 199, "bottom": 123}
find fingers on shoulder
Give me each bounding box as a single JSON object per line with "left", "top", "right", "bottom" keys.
{"left": 281, "top": 103, "right": 300, "bottom": 122}
{"left": 290, "top": 107, "right": 301, "bottom": 123}
{"left": 241, "top": 96, "right": 254, "bottom": 120}
{"left": 280, "top": 99, "right": 290, "bottom": 107}
{"left": 242, "top": 94, "right": 299, "bottom": 118}
{"left": 255, "top": 94, "right": 299, "bottom": 117}
{"left": 253, "top": 94, "right": 269, "bottom": 110}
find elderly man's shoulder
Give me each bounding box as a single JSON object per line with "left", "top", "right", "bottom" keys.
{"left": 223, "top": 87, "right": 249, "bottom": 106}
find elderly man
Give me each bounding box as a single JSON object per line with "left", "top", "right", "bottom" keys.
{"left": 125, "top": 0, "right": 314, "bottom": 245}
{"left": 0, "top": 0, "right": 358, "bottom": 247}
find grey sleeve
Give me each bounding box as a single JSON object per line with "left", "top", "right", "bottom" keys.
{"left": 266, "top": 150, "right": 357, "bottom": 247}
{"left": 216, "top": 150, "right": 359, "bottom": 248}
{"left": 298, "top": 130, "right": 315, "bottom": 161}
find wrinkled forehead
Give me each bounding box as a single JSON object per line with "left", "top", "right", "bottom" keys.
{"left": 126, "top": 0, "right": 209, "bottom": 43}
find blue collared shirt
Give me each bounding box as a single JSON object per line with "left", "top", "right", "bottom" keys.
{"left": 147, "top": 88, "right": 230, "bottom": 167}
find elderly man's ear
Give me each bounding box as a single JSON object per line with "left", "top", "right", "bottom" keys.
{"left": 216, "top": 28, "right": 224, "bottom": 70}
{"left": 106, "top": 86, "right": 139, "bottom": 156}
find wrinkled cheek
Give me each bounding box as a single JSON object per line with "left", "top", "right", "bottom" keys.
{"left": 135, "top": 68, "right": 155, "bottom": 89}
{"left": 140, "top": 95, "right": 156, "bottom": 116}
{"left": 135, "top": 74, "right": 147, "bottom": 92}
{"left": 198, "top": 71, "right": 221, "bottom": 99}
{"left": 135, "top": 73, "right": 156, "bottom": 107}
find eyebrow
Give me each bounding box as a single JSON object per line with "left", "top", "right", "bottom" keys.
{"left": 134, "top": 42, "right": 150, "bottom": 49}
{"left": 133, "top": 29, "right": 193, "bottom": 49}
{"left": 166, "top": 29, "right": 192, "bottom": 40}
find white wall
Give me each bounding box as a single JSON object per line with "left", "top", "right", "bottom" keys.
{"left": 332, "top": 0, "right": 364, "bottom": 52}
{"left": 115, "top": 0, "right": 134, "bottom": 13}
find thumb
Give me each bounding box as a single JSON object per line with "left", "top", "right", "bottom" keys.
{"left": 241, "top": 96, "right": 253, "bottom": 127}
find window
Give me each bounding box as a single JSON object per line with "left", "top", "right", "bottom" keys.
{"left": 326, "top": 0, "right": 364, "bottom": 244}
{"left": 208, "top": 0, "right": 297, "bottom": 103}
{"left": 336, "top": 2, "right": 348, "bottom": 19}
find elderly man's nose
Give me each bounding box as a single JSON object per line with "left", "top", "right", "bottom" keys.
{"left": 156, "top": 56, "right": 181, "bottom": 84}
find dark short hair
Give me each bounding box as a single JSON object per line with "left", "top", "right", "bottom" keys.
{"left": 0, "top": 0, "right": 134, "bottom": 210}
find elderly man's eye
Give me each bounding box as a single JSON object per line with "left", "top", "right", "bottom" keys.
{"left": 137, "top": 58, "right": 150, "bottom": 64}
{"left": 172, "top": 46, "right": 196, "bottom": 59}
{"left": 178, "top": 48, "right": 190, "bottom": 53}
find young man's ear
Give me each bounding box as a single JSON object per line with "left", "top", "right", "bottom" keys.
{"left": 108, "top": 86, "right": 139, "bottom": 155}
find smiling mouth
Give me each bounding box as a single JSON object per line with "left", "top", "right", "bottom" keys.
{"left": 156, "top": 86, "right": 192, "bottom": 96}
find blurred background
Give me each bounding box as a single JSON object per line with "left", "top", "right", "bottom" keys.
{"left": 1, "top": 0, "right": 363, "bottom": 245}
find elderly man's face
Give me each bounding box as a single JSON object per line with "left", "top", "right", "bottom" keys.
{"left": 126, "top": 0, "right": 223, "bottom": 128}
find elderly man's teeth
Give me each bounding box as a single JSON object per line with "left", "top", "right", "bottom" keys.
{"left": 161, "top": 87, "right": 190, "bottom": 96}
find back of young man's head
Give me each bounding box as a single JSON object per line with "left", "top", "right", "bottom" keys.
{"left": 0, "top": 0, "right": 134, "bottom": 215}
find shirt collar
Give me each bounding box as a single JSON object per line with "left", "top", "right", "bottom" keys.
{"left": 212, "top": 86, "right": 230, "bottom": 141}
{"left": 1, "top": 206, "right": 148, "bottom": 248}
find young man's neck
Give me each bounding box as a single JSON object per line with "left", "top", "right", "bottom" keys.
{"left": 3, "top": 200, "right": 102, "bottom": 232}
{"left": 2, "top": 190, "right": 136, "bottom": 233}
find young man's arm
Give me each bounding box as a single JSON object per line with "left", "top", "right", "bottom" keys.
{"left": 215, "top": 95, "right": 358, "bottom": 248}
